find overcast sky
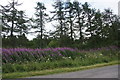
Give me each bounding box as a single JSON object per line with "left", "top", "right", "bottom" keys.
{"left": 1, "top": 0, "right": 119, "bottom": 16}
{"left": 0, "top": 0, "right": 120, "bottom": 40}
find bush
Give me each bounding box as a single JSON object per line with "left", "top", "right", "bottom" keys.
{"left": 48, "top": 40, "right": 59, "bottom": 48}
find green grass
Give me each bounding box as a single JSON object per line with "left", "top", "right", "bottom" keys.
{"left": 2, "top": 60, "right": 119, "bottom": 79}
{"left": 3, "top": 55, "right": 117, "bottom": 73}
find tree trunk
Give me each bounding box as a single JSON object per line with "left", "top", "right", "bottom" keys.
{"left": 69, "top": 11, "right": 73, "bottom": 40}
{"left": 40, "top": 9, "right": 43, "bottom": 40}
{"left": 60, "top": 19, "right": 63, "bottom": 38}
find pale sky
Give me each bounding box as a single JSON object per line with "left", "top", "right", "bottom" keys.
{"left": 0, "top": 0, "right": 120, "bottom": 40}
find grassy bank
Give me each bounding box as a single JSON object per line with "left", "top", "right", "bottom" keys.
{"left": 2, "top": 61, "right": 119, "bottom": 79}
{"left": 2, "top": 46, "right": 119, "bottom": 79}
{"left": 3, "top": 55, "right": 118, "bottom": 73}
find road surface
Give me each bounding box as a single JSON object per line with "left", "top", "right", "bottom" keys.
{"left": 28, "top": 65, "right": 119, "bottom": 78}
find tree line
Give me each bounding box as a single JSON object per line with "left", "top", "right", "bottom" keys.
{"left": 1, "top": 0, "right": 120, "bottom": 49}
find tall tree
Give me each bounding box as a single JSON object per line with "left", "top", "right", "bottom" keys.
{"left": 65, "top": 0, "right": 75, "bottom": 40}
{"left": 82, "top": 2, "right": 95, "bottom": 37}
{"left": 73, "top": 1, "right": 84, "bottom": 40}
{"left": 1, "top": 0, "right": 28, "bottom": 37}
{"left": 50, "top": 0, "right": 66, "bottom": 38}
{"left": 34, "top": 2, "right": 48, "bottom": 40}
{"left": 102, "top": 9, "right": 115, "bottom": 39}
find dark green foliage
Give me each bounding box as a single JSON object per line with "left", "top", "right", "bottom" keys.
{"left": 59, "top": 35, "right": 73, "bottom": 47}
{"left": 2, "top": 34, "right": 29, "bottom": 48}
{"left": 48, "top": 40, "right": 59, "bottom": 48}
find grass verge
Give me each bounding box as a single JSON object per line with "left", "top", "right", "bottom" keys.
{"left": 2, "top": 60, "right": 119, "bottom": 79}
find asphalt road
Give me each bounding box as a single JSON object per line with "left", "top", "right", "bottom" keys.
{"left": 28, "top": 65, "right": 119, "bottom": 78}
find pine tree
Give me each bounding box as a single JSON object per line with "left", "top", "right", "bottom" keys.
{"left": 65, "top": 0, "right": 75, "bottom": 40}
{"left": 34, "top": 2, "right": 48, "bottom": 40}
{"left": 73, "top": 1, "right": 84, "bottom": 40}
{"left": 1, "top": 0, "right": 28, "bottom": 37}
{"left": 50, "top": 0, "right": 66, "bottom": 38}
